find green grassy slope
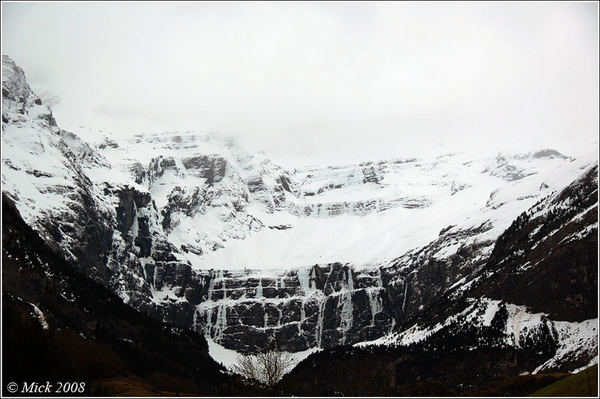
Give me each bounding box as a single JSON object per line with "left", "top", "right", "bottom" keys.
{"left": 529, "top": 364, "right": 598, "bottom": 397}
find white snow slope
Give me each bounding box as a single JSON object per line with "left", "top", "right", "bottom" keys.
{"left": 36, "top": 126, "right": 599, "bottom": 274}
{"left": 3, "top": 54, "right": 597, "bottom": 277}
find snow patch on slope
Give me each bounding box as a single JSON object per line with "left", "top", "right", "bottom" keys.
{"left": 356, "top": 297, "right": 598, "bottom": 374}
{"left": 206, "top": 336, "right": 321, "bottom": 374}
{"left": 533, "top": 319, "right": 599, "bottom": 374}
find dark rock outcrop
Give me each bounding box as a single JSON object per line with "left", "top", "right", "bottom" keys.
{"left": 2, "top": 193, "right": 263, "bottom": 397}
{"left": 191, "top": 264, "right": 396, "bottom": 353}
{"left": 472, "top": 165, "right": 598, "bottom": 321}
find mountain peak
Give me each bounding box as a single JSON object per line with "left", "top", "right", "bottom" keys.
{"left": 2, "top": 54, "right": 57, "bottom": 129}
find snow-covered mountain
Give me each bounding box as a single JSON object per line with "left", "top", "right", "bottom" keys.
{"left": 2, "top": 55, "right": 597, "bottom": 378}
{"left": 284, "top": 166, "right": 598, "bottom": 394}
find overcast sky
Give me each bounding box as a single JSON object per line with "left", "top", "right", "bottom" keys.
{"left": 2, "top": 2, "right": 598, "bottom": 164}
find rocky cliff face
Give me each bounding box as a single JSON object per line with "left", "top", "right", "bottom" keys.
{"left": 191, "top": 264, "right": 395, "bottom": 353}
{"left": 2, "top": 193, "right": 263, "bottom": 396}
{"left": 279, "top": 167, "right": 598, "bottom": 395}
{"left": 2, "top": 55, "right": 597, "bottom": 367}
{"left": 472, "top": 164, "right": 598, "bottom": 322}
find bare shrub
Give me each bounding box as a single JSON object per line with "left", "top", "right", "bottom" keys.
{"left": 231, "top": 341, "right": 295, "bottom": 387}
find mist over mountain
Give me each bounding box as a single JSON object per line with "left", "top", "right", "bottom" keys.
{"left": 4, "top": 2, "right": 598, "bottom": 165}
{"left": 2, "top": 54, "right": 598, "bottom": 396}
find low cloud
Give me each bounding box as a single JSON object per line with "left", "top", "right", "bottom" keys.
{"left": 2, "top": 2, "right": 598, "bottom": 163}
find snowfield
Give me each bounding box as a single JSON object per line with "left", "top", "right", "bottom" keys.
{"left": 4, "top": 113, "right": 597, "bottom": 276}
{"left": 70, "top": 128, "right": 599, "bottom": 273}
